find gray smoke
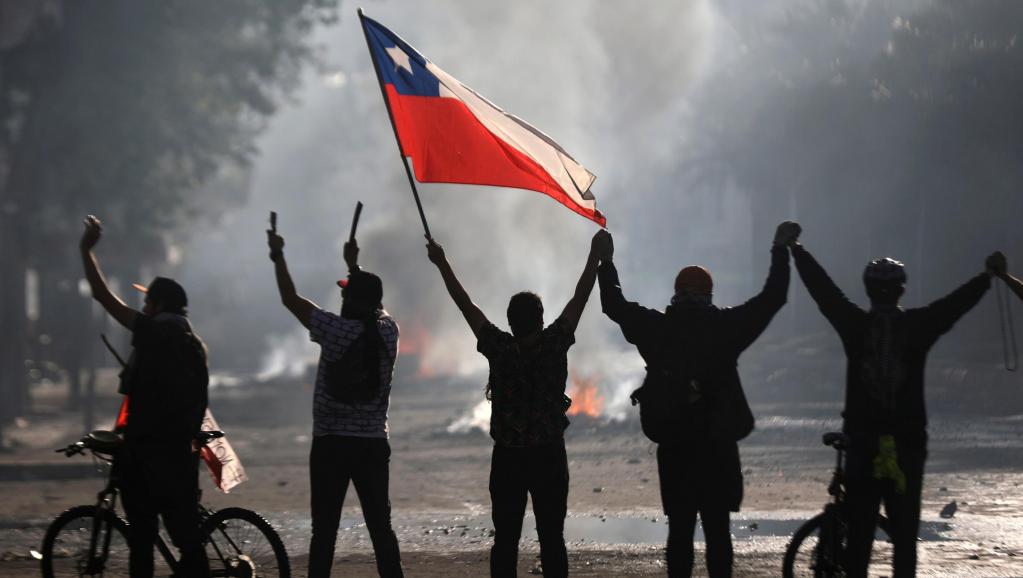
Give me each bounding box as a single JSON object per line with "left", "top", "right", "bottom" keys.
{"left": 173, "top": 0, "right": 1020, "bottom": 423}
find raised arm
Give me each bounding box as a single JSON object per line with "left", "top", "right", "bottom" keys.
{"left": 726, "top": 222, "right": 795, "bottom": 351}
{"left": 267, "top": 223, "right": 317, "bottom": 329}
{"left": 919, "top": 255, "right": 992, "bottom": 338}
{"left": 790, "top": 234, "right": 862, "bottom": 334}
{"left": 596, "top": 231, "right": 662, "bottom": 344}
{"left": 555, "top": 230, "right": 607, "bottom": 332}
{"left": 79, "top": 215, "right": 139, "bottom": 329}
{"left": 426, "top": 237, "right": 489, "bottom": 337}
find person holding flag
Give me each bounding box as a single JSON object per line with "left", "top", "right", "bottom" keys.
{"left": 425, "top": 230, "right": 609, "bottom": 578}
{"left": 79, "top": 215, "right": 210, "bottom": 578}
{"left": 267, "top": 212, "right": 404, "bottom": 578}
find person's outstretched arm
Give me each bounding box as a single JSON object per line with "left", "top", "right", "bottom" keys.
{"left": 79, "top": 215, "right": 139, "bottom": 329}
{"left": 727, "top": 221, "right": 795, "bottom": 351}
{"left": 267, "top": 224, "right": 317, "bottom": 329}
{"left": 790, "top": 231, "right": 862, "bottom": 335}
{"left": 596, "top": 231, "right": 662, "bottom": 344}
{"left": 426, "top": 237, "right": 489, "bottom": 338}
{"left": 555, "top": 230, "right": 608, "bottom": 333}
{"left": 919, "top": 254, "right": 993, "bottom": 338}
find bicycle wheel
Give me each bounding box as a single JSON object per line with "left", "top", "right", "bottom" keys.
{"left": 41, "top": 505, "right": 130, "bottom": 578}
{"left": 202, "top": 507, "right": 290, "bottom": 578}
{"left": 783, "top": 511, "right": 894, "bottom": 578}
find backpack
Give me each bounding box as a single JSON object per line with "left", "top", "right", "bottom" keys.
{"left": 630, "top": 326, "right": 703, "bottom": 445}
{"left": 630, "top": 316, "right": 755, "bottom": 445}
{"left": 323, "top": 332, "right": 383, "bottom": 404}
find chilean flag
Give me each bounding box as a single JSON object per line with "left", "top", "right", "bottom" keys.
{"left": 360, "top": 12, "right": 605, "bottom": 227}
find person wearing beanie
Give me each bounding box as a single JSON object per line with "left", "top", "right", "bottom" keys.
{"left": 595, "top": 221, "right": 797, "bottom": 578}
{"left": 267, "top": 216, "right": 404, "bottom": 578}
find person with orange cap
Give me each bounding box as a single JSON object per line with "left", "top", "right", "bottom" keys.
{"left": 595, "top": 221, "right": 798, "bottom": 578}
{"left": 79, "top": 215, "right": 210, "bottom": 578}
{"left": 267, "top": 216, "right": 405, "bottom": 578}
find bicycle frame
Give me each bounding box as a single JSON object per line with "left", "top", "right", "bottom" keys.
{"left": 84, "top": 479, "right": 120, "bottom": 575}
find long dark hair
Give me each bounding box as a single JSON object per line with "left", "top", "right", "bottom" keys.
{"left": 361, "top": 308, "right": 385, "bottom": 394}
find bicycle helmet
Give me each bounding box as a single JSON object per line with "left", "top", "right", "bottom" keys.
{"left": 863, "top": 258, "right": 906, "bottom": 285}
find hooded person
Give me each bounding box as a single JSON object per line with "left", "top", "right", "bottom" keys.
{"left": 79, "top": 216, "right": 210, "bottom": 578}
{"left": 267, "top": 219, "right": 404, "bottom": 578}
{"left": 790, "top": 234, "right": 999, "bottom": 578}
{"left": 595, "top": 221, "right": 795, "bottom": 578}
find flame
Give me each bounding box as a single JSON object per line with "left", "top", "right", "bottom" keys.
{"left": 398, "top": 322, "right": 436, "bottom": 378}
{"left": 567, "top": 373, "right": 604, "bottom": 418}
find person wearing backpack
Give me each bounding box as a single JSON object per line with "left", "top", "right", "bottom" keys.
{"left": 790, "top": 235, "right": 997, "bottom": 578}
{"left": 425, "top": 230, "right": 607, "bottom": 578}
{"left": 595, "top": 222, "right": 796, "bottom": 578}
{"left": 267, "top": 220, "right": 403, "bottom": 578}
{"left": 79, "top": 215, "right": 210, "bottom": 578}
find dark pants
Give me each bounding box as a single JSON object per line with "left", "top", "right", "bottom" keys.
{"left": 845, "top": 433, "right": 927, "bottom": 578}
{"left": 308, "top": 435, "right": 403, "bottom": 578}
{"left": 119, "top": 443, "right": 209, "bottom": 578}
{"left": 489, "top": 441, "right": 569, "bottom": 578}
{"left": 657, "top": 440, "right": 742, "bottom": 578}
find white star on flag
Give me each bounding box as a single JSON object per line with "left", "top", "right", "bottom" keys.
{"left": 384, "top": 45, "right": 413, "bottom": 75}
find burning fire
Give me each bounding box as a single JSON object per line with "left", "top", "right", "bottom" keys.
{"left": 398, "top": 322, "right": 441, "bottom": 378}
{"left": 567, "top": 373, "right": 604, "bottom": 418}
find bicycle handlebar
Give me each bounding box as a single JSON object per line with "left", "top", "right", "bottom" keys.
{"left": 55, "top": 442, "right": 87, "bottom": 457}
{"left": 55, "top": 429, "right": 227, "bottom": 457}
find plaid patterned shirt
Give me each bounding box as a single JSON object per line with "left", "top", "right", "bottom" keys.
{"left": 477, "top": 319, "right": 575, "bottom": 447}
{"left": 308, "top": 308, "right": 399, "bottom": 438}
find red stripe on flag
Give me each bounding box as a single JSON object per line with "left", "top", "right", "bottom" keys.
{"left": 385, "top": 85, "right": 605, "bottom": 226}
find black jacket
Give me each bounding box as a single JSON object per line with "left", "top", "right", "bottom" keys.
{"left": 598, "top": 245, "right": 790, "bottom": 441}
{"left": 791, "top": 244, "right": 990, "bottom": 436}
{"left": 120, "top": 313, "right": 209, "bottom": 446}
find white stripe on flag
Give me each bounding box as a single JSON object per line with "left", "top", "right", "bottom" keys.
{"left": 428, "top": 62, "right": 598, "bottom": 212}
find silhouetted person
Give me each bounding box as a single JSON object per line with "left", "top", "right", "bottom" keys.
{"left": 267, "top": 221, "right": 403, "bottom": 578}
{"left": 425, "top": 230, "right": 607, "bottom": 578}
{"left": 791, "top": 234, "right": 997, "bottom": 578}
{"left": 596, "top": 222, "right": 796, "bottom": 578}
{"left": 79, "top": 215, "right": 210, "bottom": 578}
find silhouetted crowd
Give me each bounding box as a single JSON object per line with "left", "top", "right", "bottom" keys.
{"left": 78, "top": 213, "right": 1018, "bottom": 577}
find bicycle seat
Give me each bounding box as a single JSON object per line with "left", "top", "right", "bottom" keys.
{"left": 822, "top": 432, "right": 849, "bottom": 450}
{"left": 84, "top": 430, "right": 123, "bottom": 454}
{"left": 195, "top": 430, "right": 225, "bottom": 446}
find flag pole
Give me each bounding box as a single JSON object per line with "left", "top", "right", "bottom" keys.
{"left": 358, "top": 7, "right": 433, "bottom": 239}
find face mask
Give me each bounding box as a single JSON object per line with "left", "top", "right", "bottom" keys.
{"left": 671, "top": 291, "right": 712, "bottom": 307}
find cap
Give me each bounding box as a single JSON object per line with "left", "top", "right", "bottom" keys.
{"left": 338, "top": 270, "right": 383, "bottom": 306}
{"left": 134, "top": 277, "right": 188, "bottom": 313}
{"left": 674, "top": 266, "right": 713, "bottom": 295}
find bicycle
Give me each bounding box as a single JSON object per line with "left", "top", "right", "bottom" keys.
{"left": 40, "top": 429, "right": 290, "bottom": 578}
{"left": 782, "top": 431, "right": 892, "bottom": 577}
